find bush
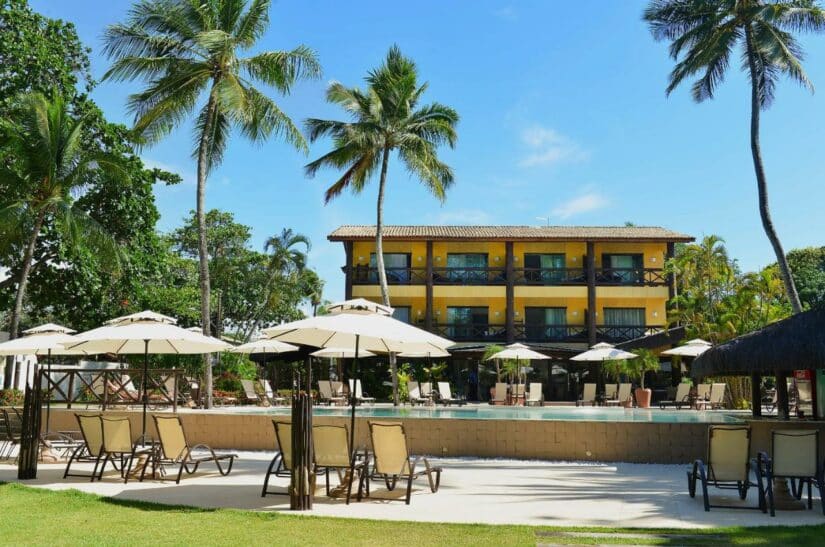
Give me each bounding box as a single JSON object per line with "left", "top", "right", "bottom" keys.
{"left": 0, "top": 389, "right": 24, "bottom": 406}
{"left": 214, "top": 371, "right": 242, "bottom": 393}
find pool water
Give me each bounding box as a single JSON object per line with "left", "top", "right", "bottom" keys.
{"left": 233, "top": 405, "right": 743, "bottom": 424}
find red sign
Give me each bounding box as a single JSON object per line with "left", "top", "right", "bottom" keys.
{"left": 794, "top": 370, "right": 813, "bottom": 381}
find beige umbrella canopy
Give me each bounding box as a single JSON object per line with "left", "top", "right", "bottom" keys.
{"left": 571, "top": 342, "right": 638, "bottom": 362}
{"left": 228, "top": 338, "right": 299, "bottom": 354}
{"left": 486, "top": 343, "right": 548, "bottom": 406}
{"left": 661, "top": 339, "right": 712, "bottom": 357}
{"left": 397, "top": 348, "right": 451, "bottom": 358}
{"left": 311, "top": 347, "right": 376, "bottom": 359}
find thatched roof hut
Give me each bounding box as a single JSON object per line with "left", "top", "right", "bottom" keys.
{"left": 692, "top": 308, "right": 825, "bottom": 378}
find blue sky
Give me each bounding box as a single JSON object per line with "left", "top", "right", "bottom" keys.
{"left": 31, "top": 0, "right": 825, "bottom": 302}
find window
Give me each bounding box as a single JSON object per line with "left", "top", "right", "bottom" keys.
{"left": 525, "top": 307, "right": 567, "bottom": 341}
{"left": 369, "top": 253, "right": 411, "bottom": 283}
{"left": 446, "top": 253, "right": 488, "bottom": 283}
{"left": 446, "top": 307, "right": 489, "bottom": 340}
{"left": 392, "top": 306, "right": 411, "bottom": 324}
{"left": 602, "top": 308, "right": 645, "bottom": 340}
{"left": 601, "top": 254, "right": 643, "bottom": 284}
{"left": 524, "top": 254, "right": 566, "bottom": 283}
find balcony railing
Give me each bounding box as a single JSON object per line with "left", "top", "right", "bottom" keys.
{"left": 595, "top": 325, "right": 666, "bottom": 343}
{"left": 514, "top": 323, "right": 588, "bottom": 343}
{"left": 432, "top": 323, "right": 507, "bottom": 342}
{"left": 346, "top": 266, "right": 667, "bottom": 286}
{"left": 423, "top": 323, "right": 666, "bottom": 343}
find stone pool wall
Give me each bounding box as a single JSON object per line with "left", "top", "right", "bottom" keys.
{"left": 47, "top": 409, "right": 825, "bottom": 464}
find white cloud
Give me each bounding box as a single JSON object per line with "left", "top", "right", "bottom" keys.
{"left": 428, "top": 208, "right": 493, "bottom": 225}
{"left": 518, "top": 126, "right": 588, "bottom": 168}
{"left": 551, "top": 192, "right": 609, "bottom": 220}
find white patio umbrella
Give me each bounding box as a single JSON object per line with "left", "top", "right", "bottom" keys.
{"left": 262, "top": 298, "right": 454, "bottom": 456}
{"left": 66, "top": 311, "right": 230, "bottom": 440}
{"left": 485, "top": 343, "right": 548, "bottom": 406}
{"left": 0, "top": 323, "right": 85, "bottom": 431}
{"left": 311, "top": 347, "right": 376, "bottom": 359}
{"left": 229, "top": 337, "right": 300, "bottom": 392}
{"left": 571, "top": 342, "right": 638, "bottom": 362}
{"left": 661, "top": 339, "right": 712, "bottom": 357}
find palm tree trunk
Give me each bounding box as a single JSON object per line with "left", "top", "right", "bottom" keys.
{"left": 4, "top": 209, "right": 46, "bottom": 389}
{"left": 197, "top": 93, "right": 218, "bottom": 409}
{"left": 375, "top": 146, "right": 399, "bottom": 405}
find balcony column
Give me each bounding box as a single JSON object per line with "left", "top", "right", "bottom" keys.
{"left": 425, "top": 240, "right": 434, "bottom": 330}
{"left": 505, "top": 241, "right": 515, "bottom": 343}
{"left": 666, "top": 242, "right": 676, "bottom": 301}
{"left": 344, "top": 241, "right": 353, "bottom": 300}
{"left": 586, "top": 241, "right": 597, "bottom": 346}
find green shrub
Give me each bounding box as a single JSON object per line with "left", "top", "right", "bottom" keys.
{"left": 0, "top": 389, "right": 24, "bottom": 406}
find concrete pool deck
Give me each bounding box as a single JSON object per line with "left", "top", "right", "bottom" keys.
{"left": 2, "top": 453, "right": 823, "bottom": 528}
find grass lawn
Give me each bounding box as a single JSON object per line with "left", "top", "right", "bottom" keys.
{"left": 0, "top": 483, "right": 823, "bottom": 546}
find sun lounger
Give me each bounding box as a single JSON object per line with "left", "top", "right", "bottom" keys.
{"left": 577, "top": 383, "right": 597, "bottom": 406}
{"left": 408, "top": 381, "right": 429, "bottom": 405}
{"left": 758, "top": 429, "right": 824, "bottom": 516}
{"left": 262, "top": 420, "right": 295, "bottom": 496}
{"left": 605, "top": 383, "right": 632, "bottom": 407}
{"left": 695, "top": 383, "right": 711, "bottom": 408}
{"left": 259, "top": 379, "right": 287, "bottom": 406}
{"left": 63, "top": 414, "right": 106, "bottom": 480}
{"left": 696, "top": 383, "right": 727, "bottom": 410}
{"left": 151, "top": 415, "right": 236, "bottom": 483}
{"left": 318, "top": 380, "right": 346, "bottom": 406}
{"left": 313, "top": 423, "right": 367, "bottom": 504}
{"left": 491, "top": 382, "right": 507, "bottom": 405}
{"left": 97, "top": 416, "right": 152, "bottom": 483}
{"left": 526, "top": 383, "right": 543, "bottom": 406}
{"left": 659, "top": 383, "right": 692, "bottom": 410}
{"left": 348, "top": 379, "right": 375, "bottom": 405}
{"left": 419, "top": 382, "right": 433, "bottom": 400}
{"left": 240, "top": 379, "right": 261, "bottom": 405}
{"left": 437, "top": 382, "right": 466, "bottom": 406}
{"left": 360, "top": 421, "right": 441, "bottom": 505}
{"left": 511, "top": 383, "right": 525, "bottom": 405}
{"left": 0, "top": 408, "right": 22, "bottom": 460}
{"left": 604, "top": 383, "right": 618, "bottom": 401}
{"left": 687, "top": 425, "right": 766, "bottom": 512}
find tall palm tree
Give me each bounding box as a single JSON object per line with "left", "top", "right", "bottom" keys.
{"left": 644, "top": 0, "right": 825, "bottom": 315}
{"left": 0, "top": 91, "right": 122, "bottom": 387}
{"left": 103, "top": 0, "right": 321, "bottom": 407}
{"left": 305, "top": 45, "right": 458, "bottom": 405}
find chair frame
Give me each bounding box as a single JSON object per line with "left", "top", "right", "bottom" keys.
{"left": 149, "top": 415, "right": 236, "bottom": 484}
{"left": 63, "top": 413, "right": 108, "bottom": 481}
{"left": 758, "top": 429, "right": 825, "bottom": 517}
{"left": 312, "top": 423, "right": 369, "bottom": 504}
{"left": 0, "top": 408, "right": 22, "bottom": 460}
{"left": 97, "top": 416, "right": 152, "bottom": 483}
{"left": 436, "top": 382, "right": 466, "bottom": 407}
{"left": 686, "top": 425, "right": 767, "bottom": 513}
{"left": 577, "top": 383, "right": 597, "bottom": 407}
{"left": 262, "top": 420, "right": 293, "bottom": 497}
{"left": 659, "top": 383, "right": 692, "bottom": 410}
{"left": 525, "top": 383, "right": 543, "bottom": 407}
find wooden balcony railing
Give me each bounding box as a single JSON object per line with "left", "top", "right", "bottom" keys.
{"left": 595, "top": 268, "right": 667, "bottom": 286}
{"left": 514, "top": 324, "right": 588, "bottom": 343}
{"left": 432, "top": 267, "right": 507, "bottom": 285}
{"left": 595, "top": 325, "right": 666, "bottom": 342}
{"left": 431, "top": 323, "right": 507, "bottom": 342}
{"left": 349, "top": 265, "right": 427, "bottom": 285}
{"left": 512, "top": 268, "right": 586, "bottom": 285}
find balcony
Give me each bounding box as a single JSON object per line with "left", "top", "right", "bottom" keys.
{"left": 595, "top": 325, "right": 666, "bottom": 343}
{"left": 423, "top": 323, "right": 666, "bottom": 343}
{"left": 347, "top": 265, "right": 667, "bottom": 287}
{"left": 431, "top": 323, "right": 507, "bottom": 342}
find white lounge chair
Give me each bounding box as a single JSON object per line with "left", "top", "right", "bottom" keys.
{"left": 659, "top": 383, "right": 692, "bottom": 410}
{"left": 491, "top": 382, "right": 507, "bottom": 405}
{"left": 605, "top": 383, "right": 632, "bottom": 406}
{"left": 408, "top": 381, "right": 429, "bottom": 405}
{"left": 437, "top": 382, "right": 466, "bottom": 406}
{"left": 348, "top": 379, "right": 375, "bottom": 405}
{"left": 697, "top": 383, "right": 727, "bottom": 410}
{"left": 526, "top": 383, "right": 543, "bottom": 407}
{"left": 577, "top": 383, "right": 597, "bottom": 406}
{"left": 318, "top": 380, "right": 346, "bottom": 406}
{"left": 259, "top": 379, "right": 287, "bottom": 406}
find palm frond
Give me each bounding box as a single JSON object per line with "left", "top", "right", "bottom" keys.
{"left": 241, "top": 46, "right": 322, "bottom": 92}
{"left": 236, "top": 86, "right": 307, "bottom": 150}
{"left": 234, "top": 0, "right": 271, "bottom": 46}
{"left": 193, "top": 102, "right": 229, "bottom": 174}
{"left": 53, "top": 200, "right": 124, "bottom": 273}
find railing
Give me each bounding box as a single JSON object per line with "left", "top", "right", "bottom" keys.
{"left": 432, "top": 323, "right": 507, "bottom": 342}
{"left": 514, "top": 324, "right": 588, "bottom": 343}
{"left": 596, "top": 268, "right": 667, "bottom": 286}
{"left": 42, "top": 368, "right": 186, "bottom": 411}
{"left": 349, "top": 265, "right": 427, "bottom": 285}
{"left": 432, "top": 267, "right": 507, "bottom": 285}
{"left": 512, "top": 268, "right": 586, "bottom": 285}
{"left": 595, "top": 325, "right": 666, "bottom": 343}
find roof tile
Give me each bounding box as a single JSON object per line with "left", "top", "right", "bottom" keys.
{"left": 328, "top": 225, "right": 694, "bottom": 242}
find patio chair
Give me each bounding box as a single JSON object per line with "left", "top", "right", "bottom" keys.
{"left": 63, "top": 413, "right": 106, "bottom": 481}
{"left": 318, "top": 380, "right": 345, "bottom": 406}
{"left": 794, "top": 381, "right": 814, "bottom": 417}
{"left": 577, "top": 383, "right": 597, "bottom": 407}
{"left": 687, "top": 425, "right": 766, "bottom": 512}
{"left": 0, "top": 408, "right": 22, "bottom": 460}
{"left": 259, "top": 379, "right": 287, "bottom": 406}
{"left": 697, "top": 383, "right": 727, "bottom": 410}
{"left": 695, "top": 383, "right": 711, "bottom": 409}
{"left": 659, "top": 383, "right": 692, "bottom": 410}
{"left": 262, "top": 420, "right": 295, "bottom": 496}
{"left": 526, "top": 383, "right": 543, "bottom": 407}
{"left": 604, "top": 383, "right": 618, "bottom": 401}
{"left": 97, "top": 416, "right": 152, "bottom": 483}
{"left": 436, "top": 382, "right": 466, "bottom": 406}
{"left": 511, "top": 383, "right": 525, "bottom": 405}
{"left": 605, "top": 383, "right": 632, "bottom": 407}
{"left": 240, "top": 379, "right": 261, "bottom": 405}
{"left": 313, "top": 423, "right": 368, "bottom": 504}
{"left": 150, "top": 415, "right": 236, "bottom": 483}
{"left": 759, "top": 429, "right": 824, "bottom": 517}
{"left": 419, "top": 382, "right": 433, "bottom": 400}
{"left": 348, "top": 379, "right": 375, "bottom": 405}
{"left": 491, "top": 382, "right": 508, "bottom": 405}
{"left": 408, "top": 381, "right": 428, "bottom": 406}
{"left": 360, "top": 421, "right": 441, "bottom": 505}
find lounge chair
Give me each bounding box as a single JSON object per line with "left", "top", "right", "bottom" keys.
{"left": 360, "top": 421, "right": 441, "bottom": 505}
{"left": 150, "top": 415, "right": 236, "bottom": 483}
{"left": 604, "top": 383, "right": 618, "bottom": 401}
{"left": 695, "top": 383, "right": 711, "bottom": 409}
{"left": 318, "top": 380, "right": 346, "bottom": 406}
{"left": 408, "top": 381, "right": 429, "bottom": 406}
{"left": 313, "top": 423, "right": 367, "bottom": 503}
{"left": 262, "top": 420, "right": 294, "bottom": 496}
{"left": 491, "top": 382, "right": 508, "bottom": 405}
{"left": 437, "top": 382, "right": 466, "bottom": 406}
{"left": 97, "top": 416, "right": 152, "bottom": 483}
{"left": 511, "top": 383, "right": 525, "bottom": 405}
{"left": 758, "top": 429, "right": 823, "bottom": 516}
{"left": 697, "top": 383, "right": 727, "bottom": 410}
{"left": 240, "top": 380, "right": 261, "bottom": 405}
{"left": 0, "top": 408, "right": 22, "bottom": 460}
{"left": 659, "top": 383, "right": 692, "bottom": 410}
{"left": 687, "top": 425, "right": 766, "bottom": 512}
{"left": 419, "top": 382, "right": 433, "bottom": 400}
{"left": 63, "top": 414, "right": 106, "bottom": 481}
{"left": 605, "top": 383, "right": 632, "bottom": 407}
{"left": 259, "top": 379, "right": 287, "bottom": 406}
{"left": 348, "top": 379, "right": 375, "bottom": 405}
{"left": 526, "top": 383, "right": 543, "bottom": 407}
{"left": 577, "top": 383, "right": 597, "bottom": 407}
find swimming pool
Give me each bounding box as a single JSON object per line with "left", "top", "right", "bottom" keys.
{"left": 232, "top": 405, "right": 744, "bottom": 424}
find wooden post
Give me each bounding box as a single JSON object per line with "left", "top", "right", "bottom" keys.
{"left": 505, "top": 241, "right": 515, "bottom": 343}
{"left": 17, "top": 371, "right": 42, "bottom": 479}
{"left": 344, "top": 241, "right": 354, "bottom": 300}
{"left": 776, "top": 370, "right": 790, "bottom": 420}
{"left": 751, "top": 372, "right": 762, "bottom": 418}
{"left": 172, "top": 367, "right": 178, "bottom": 414}
{"left": 290, "top": 355, "right": 314, "bottom": 510}
{"left": 666, "top": 242, "right": 676, "bottom": 301}
{"left": 66, "top": 371, "right": 75, "bottom": 410}
{"left": 425, "top": 240, "right": 434, "bottom": 330}
{"left": 586, "top": 242, "right": 597, "bottom": 346}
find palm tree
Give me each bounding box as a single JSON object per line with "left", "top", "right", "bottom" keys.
{"left": 264, "top": 228, "right": 310, "bottom": 275}
{"left": 643, "top": 0, "right": 825, "bottom": 315}
{"left": 0, "top": 91, "right": 122, "bottom": 387}
{"left": 103, "top": 0, "right": 321, "bottom": 406}
{"left": 305, "top": 45, "right": 459, "bottom": 404}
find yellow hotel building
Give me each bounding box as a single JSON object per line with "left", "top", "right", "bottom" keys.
{"left": 329, "top": 225, "right": 694, "bottom": 352}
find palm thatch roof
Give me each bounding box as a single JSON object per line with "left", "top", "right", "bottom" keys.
{"left": 691, "top": 308, "right": 825, "bottom": 378}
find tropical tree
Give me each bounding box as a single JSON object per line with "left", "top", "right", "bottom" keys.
{"left": 103, "top": 0, "right": 321, "bottom": 407}
{"left": 305, "top": 45, "right": 459, "bottom": 404}
{"left": 643, "top": 0, "right": 825, "bottom": 314}
{"left": 0, "top": 91, "right": 122, "bottom": 386}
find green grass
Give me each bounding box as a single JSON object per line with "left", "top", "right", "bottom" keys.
{"left": 0, "top": 483, "right": 823, "bottom": 546}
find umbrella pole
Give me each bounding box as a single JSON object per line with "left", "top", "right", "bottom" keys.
{"left": 349, "top": 335, "right": 359, "bottom": 460}
{"left": 141, "top": 339, "right": 149, "bottom": 443}
{"left": 45, "top": 348, "right": 52, "bottom": 433}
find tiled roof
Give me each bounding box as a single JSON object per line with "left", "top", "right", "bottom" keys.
{"left": 328, "top": 225, "right": 694, "bottom": 242}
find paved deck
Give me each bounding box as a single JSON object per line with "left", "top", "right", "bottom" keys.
{"left": 1, "top": 452, "right": 822, "bottom": 528}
